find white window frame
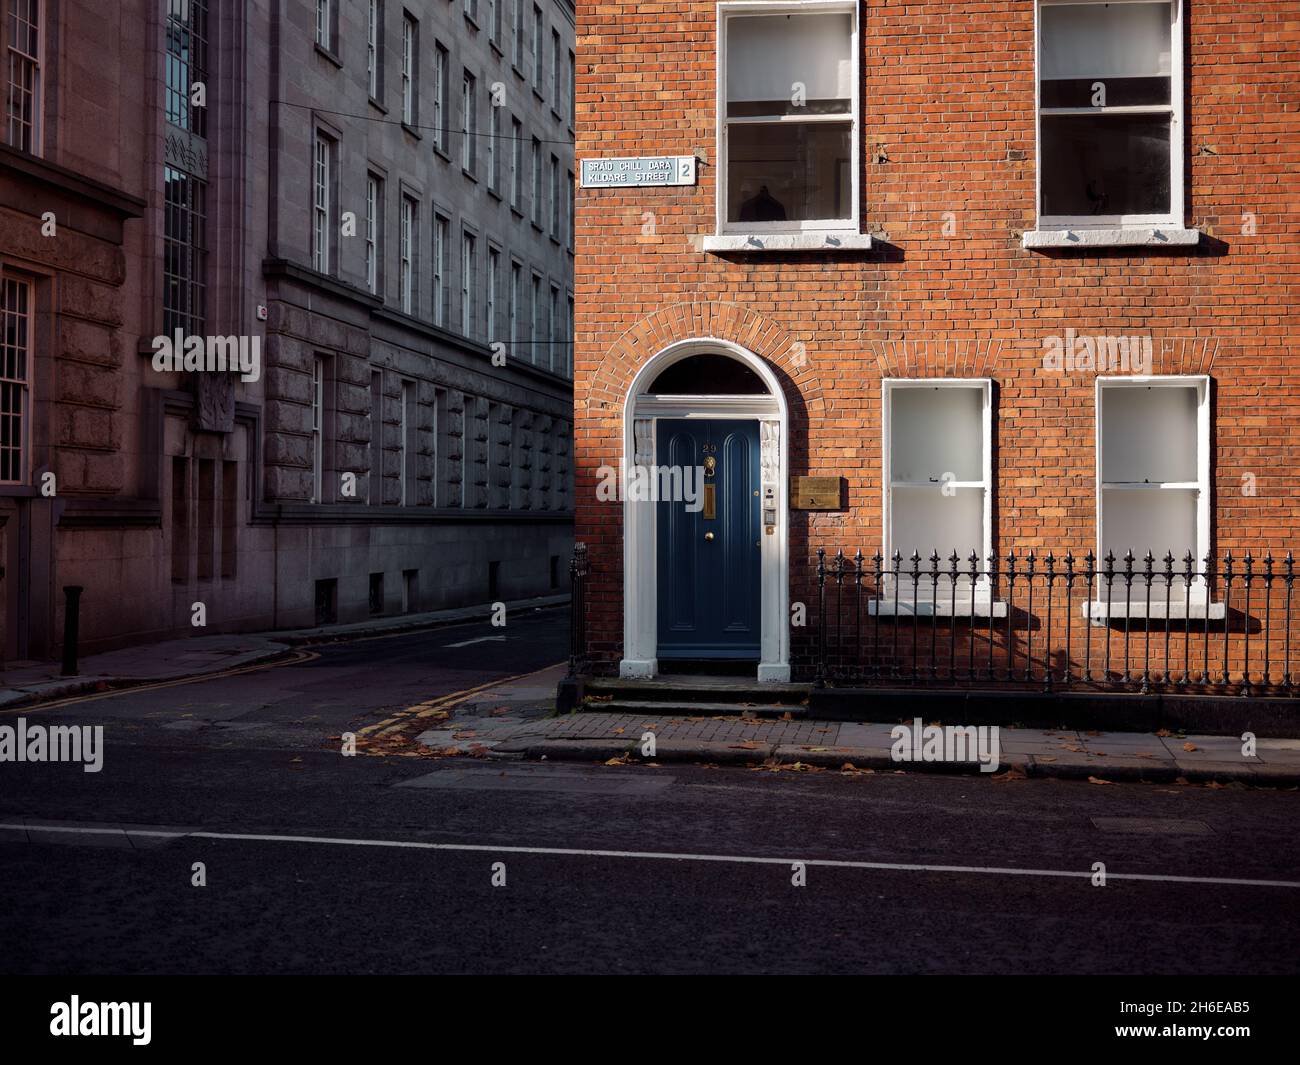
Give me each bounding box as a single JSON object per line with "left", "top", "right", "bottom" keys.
{"left": 433, "top": 212, "right": 450, "bottom": 327}
{"left": 715, "top": 0, "right": 861, "bottom": 236}
{"left": 880, "top": 379, "right": 997, "bottom": 613}
{"left": 316, "top": 0, "right": 333, "bottom": 50}
{"left": 1094, "top": 374, "right": 1212, "bottom": 606}
{"left": 399, "top": 194, "right": 416, "bottom": 314}
{"left": 530, "top": 136, "right": 541, "bottom": 225}
{"left": 531, "top": 4, "right": 543, "bottom": 92}
{"left": 0, "top": 273, "right": 33, "bottom": 485}
{"left": 312, "top": 132, "right": 333, "bottom": 274}
{"left": 364, "top": 173, "right": 381, "bottom": 295}
{"left": 530, "top": 271, "right": 542, "bottom": 365}
{"left": 401, "top": 13, "right": 417, "bottom": 126}
{"left": 366, "top": 0, "right": 382, "bottom": 100}
{"left": 509, "top": 116, "right": 523, "bottom": 209}
{"left": 4, "top": 0, "right": 44, "bottom": 155}
{"left": 460, "top": 228, "right": 476, "bottom": 338}
{"left": 1035, "top": 0, "right": 1184, "bottom": 231}
{"left": 311, "top": 355, "right": 326, "bottom": 503}
{"left": 461, "top": 69, "right": 477, "bottom": 173}
{"left": 508, "top": 259, "right": 522, "bottom": 355}
{"left": 487, "top": 100, "right": 500, "bottom": 193}
{"left": 548, "top": 282, "right": 560, "bottom": 373}
{"left": 486, "top": 245, "right": 500, "bottom": 342}
{"left": 433, "top": 42, "right": 449, "bottom": 152}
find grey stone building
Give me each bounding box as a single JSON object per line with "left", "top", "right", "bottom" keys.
{"left": 0, "top": 0, "right": 574, "bottom": 660}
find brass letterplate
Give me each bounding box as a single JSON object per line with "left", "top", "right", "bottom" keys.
{"left": 703, "top": 484, "right": 716, "bottom": 520}
{"left": 791, "top": 475, "right": 844, "bottom": 511}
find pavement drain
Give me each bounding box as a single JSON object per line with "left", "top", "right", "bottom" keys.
{"left": 396, "top": 763, "right": 675, "bottom": 796}
{"left": 1090, "top": 817, "right": 1213, "bottom": 835}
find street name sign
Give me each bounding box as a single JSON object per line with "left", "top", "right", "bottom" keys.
{"left": 580, "top": 155, "right": 697, "bottom": 188}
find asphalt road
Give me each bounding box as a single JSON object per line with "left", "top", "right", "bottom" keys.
{"left": 1, "top": 607, "right": 1298, "bottom": 975}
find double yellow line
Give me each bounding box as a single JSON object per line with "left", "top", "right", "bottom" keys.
{"left": 359, "top": 661, "right": 564, "bottom": 738}
{"left": 0, "top": 649, "right": 319, "bottom": 717}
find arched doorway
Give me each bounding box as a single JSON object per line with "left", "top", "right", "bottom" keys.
{"left": 620, "top": 339, "right": 790, "bottom": 682}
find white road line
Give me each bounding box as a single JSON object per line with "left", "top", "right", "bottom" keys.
{"left": 4, "top": 822, "right": 1298, "bottom": 889}
{"left": 443, "top": 636, "right": 508, "bottom": 648}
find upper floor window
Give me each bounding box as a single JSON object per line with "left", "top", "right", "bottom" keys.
{"left": 365, "top": 172, "right": 383, "bottom": 295}
{"left": 315, "top": 0, "right": 335, "bottom": 52}
{"left": 366, "top": 0, "right": 384, "bottom": 101}
{"left": 164, "top": 0, "right": 207, "bottom": 138}
{"left": 460, "top": 229, "right": 477, "bottom": 338}
{"left": 462, "top": 69, "right": 477, "bottom": 173}
{"left": 399, "top": 194, "right": 417, "bottom": 314}
{"left": 717, "top": 2, "right": 858, "bottom": 233}
{"left": 531, "top": 4, "right": 543, "bottom": 92}
{"left": 1037, "top": 0, "right": 1182, "bottom": 228}
{"left": 4, "top": 0, "right": 42, "bottom": 153}
{"left": 513, "top": 0, "right": 524, "bottom": 68}
{"left": 312, "top": 131, "right": 335, "bottom": 274}
{"left": 401, "top": 13, "right": 418, "bottom": 126}
{"left": 433, "top": 42, "right": 449, "bottom": 153}
{"left": 489, "top": 0, "right": 502, "bottom": 47}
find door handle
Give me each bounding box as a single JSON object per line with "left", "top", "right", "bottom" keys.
{"left": 704, "top": 532, "right": 715, "bottom": 542}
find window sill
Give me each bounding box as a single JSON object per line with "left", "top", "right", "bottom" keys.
{"left": 869, "top": 598, "right": 1008, "bottom": 619}
{"left": 400, "top": 122, "right": 423, "bottom": 141}
{"left": 1084, "top": 600, "right": 1226, "bottom": 623}
{"left": 1023, "top": 226, "right": 1201, "bottom": 250}
{"left": 702, "top": 231, "right": 874, "bottom": 254}
{"left": 368, "top": 97, "right": 388, "bottom": 115}
{"left": 314, "top": 43, "right": 343, "bottom": 70}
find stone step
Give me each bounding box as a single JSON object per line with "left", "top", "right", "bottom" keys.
{"left": 584, "top": 698, "right": 810, "bottom": 720}
{"left": 585, "top": 677, "right": 811, "bottom": 707}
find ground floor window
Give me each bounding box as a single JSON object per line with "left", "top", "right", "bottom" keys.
{"left": 1097, "top": 374, "right": 1208, "bottom": 568}
{"left": 883, "top": 379, "right": 992, "bottom": 591}
{"left": 0, "top": 272, "right": 31, "bottom": 484}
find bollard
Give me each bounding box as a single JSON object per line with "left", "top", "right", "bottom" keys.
{"left": 61, "top": 585, "right": 84, "bottom": 677}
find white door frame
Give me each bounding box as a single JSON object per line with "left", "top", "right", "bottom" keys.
{"left": 620, "top": 338, "right": 791, "bottom": 682}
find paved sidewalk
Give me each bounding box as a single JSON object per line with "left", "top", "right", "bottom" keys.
{"left": 0, "top": 594, "right": 568, "bottom": 710}
{"left": 411, "top": 666, "right": 1300, "bottom": 786}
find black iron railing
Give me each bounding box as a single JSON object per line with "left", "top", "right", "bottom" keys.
{"left": 567, "top": 541, "right": 589, "bottom": 678}
{"left": 813, "top": 549, "right": 1297, "bottom": 696}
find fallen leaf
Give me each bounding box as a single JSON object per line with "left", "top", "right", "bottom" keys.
{"left": 1087, "top": 776, "right": 1115, "bottom": 785}
{"left": 1182, "top": 742, "right": 1198, "bottom": 752}
{"left": 604, "top": 754, "right": 631, "bottom": 766}
{"left": 1155, "top": 728, "right": 1172, "bottom": 738}
{"left": 1037, "top": 755, "right": 1057, "bottom": 763}
{"left": 992, "top": 767, "right": 1027, "bottom": 782}
{"left": 1086, "top": 730, "right": 1103, "bottom": 737}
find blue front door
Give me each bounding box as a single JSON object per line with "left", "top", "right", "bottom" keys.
{"left": 656, "top": 419, "right": 762, "bottom": 660}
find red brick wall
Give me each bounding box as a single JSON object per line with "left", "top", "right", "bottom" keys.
{"left": 572, "top": 1, "right": 1300, "bottom": 680}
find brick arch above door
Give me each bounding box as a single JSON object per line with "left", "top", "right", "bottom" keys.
{"left": 585, "top": 301, "right": 828, "bottom": 429}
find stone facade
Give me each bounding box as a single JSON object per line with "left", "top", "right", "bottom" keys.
{"left": 0, "top": 0, "right": 575, "bottom": 660}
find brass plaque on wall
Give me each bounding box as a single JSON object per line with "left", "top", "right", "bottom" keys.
{"left": 791, "top": 476, "right": 844, "bottom": 511}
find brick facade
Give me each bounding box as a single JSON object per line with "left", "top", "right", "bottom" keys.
{"left": 572, "top": 1, "right": 1300, "bottom": 683}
